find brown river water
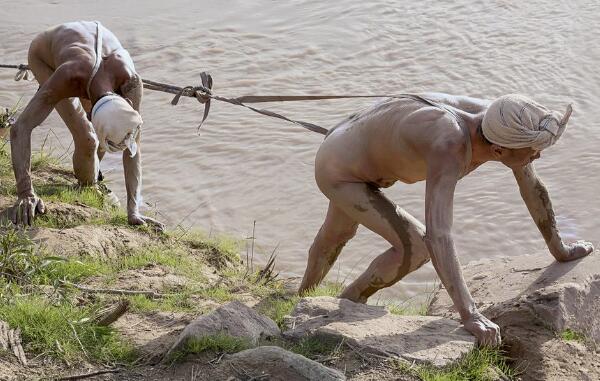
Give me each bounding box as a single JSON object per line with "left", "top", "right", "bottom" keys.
{"left": 1, "top": 0, "right": 599, "bottom": 304}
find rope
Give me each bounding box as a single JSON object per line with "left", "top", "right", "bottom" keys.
{"left": 2, "top": 63, "right": 329, "bottom": 134}
{"left": 1, "top": 62, "right": 453, "bottom": 136}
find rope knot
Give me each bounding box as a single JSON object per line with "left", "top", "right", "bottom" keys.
{"left": 169, "top": 72, "right": 213, "bottom": 132}
{"left": 14, "top": 64, "right": 33, "bottom": 82}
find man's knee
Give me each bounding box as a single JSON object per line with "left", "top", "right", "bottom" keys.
{"left": 72, "top": 132, "right": 99, "bottom": 184}
{"left": 75, "top": 132, "right": 99, "bottom": 156}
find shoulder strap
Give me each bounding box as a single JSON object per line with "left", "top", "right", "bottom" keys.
{"left": 406, "top": 94, "right": 472, "bottom": 175}
{"left": 86, "top": 21, "right": 103, "bottom": 100}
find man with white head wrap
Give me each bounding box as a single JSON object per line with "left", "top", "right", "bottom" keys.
{"left": 482, "top": 93, "right": 572, "bottom": 151}
{"left": 10, "top": 21, "right": 164, "bottom": 231}
{"left": 299, "top": 92, "right": 594, "bottom": 348}
{"left": 91, "top": 94, "right": 142, "bottom": 157}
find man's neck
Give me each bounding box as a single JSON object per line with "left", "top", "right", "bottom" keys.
{"left": 467, "top": 112, "right": 495, "bottom": 167}
{"left": 88, "top": 56, "right": 128, "bottom": 105}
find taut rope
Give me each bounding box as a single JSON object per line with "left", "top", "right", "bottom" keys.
{"left": 1, "top": 63, "right": 451, "bottom": 136}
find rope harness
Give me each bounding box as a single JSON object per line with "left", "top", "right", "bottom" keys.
{"left": 0, "top": 63, "right": 462, "bottom": 137}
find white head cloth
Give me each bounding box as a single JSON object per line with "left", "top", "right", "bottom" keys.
{"left": 91, "top": 94, "right": 142, "bottom": 157}
{"left": 482, "top": 94, "right": 572, "bottom": 151}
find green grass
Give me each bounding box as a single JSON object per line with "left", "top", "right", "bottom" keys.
{"left": 256, "top": 296, "right": 299, "bottom": 329}
{"left": 0, "top": 99, "right": 21, "bottom": 130}
{"left": 36, "top": 185, "right": 105, "bottom": 209}
{"left": 30, "top": 149, "right": 60, "bottom": 172}
{"left": 0, "top": 295, "right": 136, "bottom": 363}
{"left": 257, "top": 281, "right": 345, "bottom": 329}
{"left": 33, "top": 185, "right": 128, "bottom": 229}
{"left": 388, "top": 347, "right": 515, "bottom": 381}
{"left": 560, "top": 329, "right": 585, "bottom": 343}
{"left": 387, "top": 302, "right": 429, "bottom": 316}
{"left": 0, "top": 146, "right": 279, "bottom": 367}
{"left": 0, "top": 226, "right": 43, "bottom": 284}
{"left": 170, "top": 333, "right": 251, "bottom": 362}
{"left": 176, "top": 231, "right": 241, "bottom": 269}
{"left": 0, "top": 143, "right": 15, "bottom": 195}
{"left": 197, "top": 285, "right": 237, "bottom": 302}
{"left": 128, "top": 293, "right": 200, "bottom": 314}
{"left": 288, "top": 335, "right": 343, "bottom": 360}
{"left": 33, "top": 236, "right": 259, "bottom": 312}
{"left": 0, "top": 143, "right": 11, "bottom": 176}
{"left": 37, "top": 256, "right": 112, "bottom": 284}
{"left": 303, "top": 281, "right": 345, "bottom": 298}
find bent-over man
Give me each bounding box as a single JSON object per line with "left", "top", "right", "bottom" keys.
{"left": 298, "top": 93, "right": 594, "bottom": 346}
{"left": 10, "top": 21, "right": 164, "bottom": 231}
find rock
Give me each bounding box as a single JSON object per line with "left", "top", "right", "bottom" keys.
{"left": 283, "top": 296, "right": 475, "bottom": 367}
{"left": 222, "top": 346, "right": 346, "bottom": 381}
{"left": 29, "top": 225, "right": 153, "bottom": 258}
{"left": 165, "top": 301, "right": 280, "bottom": 358}
{"left": 428, "top": 251, "right": 600, "bottom": 381}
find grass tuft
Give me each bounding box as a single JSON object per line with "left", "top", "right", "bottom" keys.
{"left": 257, "top": 281, "right": 345, "bottom": 330}
{"left": 560, "top": 328, "right": 586, "bottom": 343}
{"left": 171, "top": 333, "right": 251, "bottom": 362}
{"left": 288, "top": 335, "right": 343, "bottom": 360}
{"left": 303, "top": 281, "right": 345, "bottom": 298}
{"left": 30, "top": 149, "right": 60, "bottom": 172}
{"left": 0, "top": 295, "right": 136, "bottom": 363}
{"left": 177, "top": 231, "right": 241, "bottom": 269}
{"left": 128, "top": 293, "right": 200, "bottom": 314}
{"left": 256, "top": 296, "right": 299, "bottom": 329}
{"left": 388, "top": 347, "right": 516, "bottom": 381}
{"left": 387, "top": 302, "right": 429, "bottom": 316}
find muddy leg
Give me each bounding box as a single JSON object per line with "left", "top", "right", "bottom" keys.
{"left": 58, "top": 98, "right": 100, "bottom": 185}
{"left": 320, "top": 182, "right": 430, "bottom": 303}
{"left": 299, "top": 202, "right": 358, "bottom": 294}
{"left": 28, "top": 49, "right": 99, "bottom": 185}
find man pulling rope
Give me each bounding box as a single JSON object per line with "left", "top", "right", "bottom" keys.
{"left": 4, "top": 21, "right": 594, "bottom": 348}
{"left": 9, "top": 21, "right": 164, "bottom": 230}
{"left": 298, "top": 93, "right": 593, "bottom": 347}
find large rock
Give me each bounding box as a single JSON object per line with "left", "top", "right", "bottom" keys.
{"left": 428, "top": 251, "right": 600, "bottom": 381}
{"left": 165, "top": 301, "right": 280, "bottom": 358}
{"left": 283, "top": 296, "right": 475, "bottom": 367}
{"left": 221, "top": 346, "right": 346, "bottom": 381}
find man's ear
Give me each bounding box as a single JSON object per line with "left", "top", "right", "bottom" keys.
{"left": 491, "top": 144, "right": 506, "bottom": 160}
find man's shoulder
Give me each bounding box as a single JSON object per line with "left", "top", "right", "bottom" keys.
{"left": 421, "top": 92, "right": 491, "bottom": 114}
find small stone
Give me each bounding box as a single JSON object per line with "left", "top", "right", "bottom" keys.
{"left": 165, "top": 301, "right": 280, "bottom": 359}
{"left": 284, "top": 297, "right": 474, "bottom": 367}
{"left": 222, "top": 346, "right": 345, "bottom": 381}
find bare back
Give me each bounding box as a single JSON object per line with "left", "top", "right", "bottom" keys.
{"left": 316, "top": 93, "right": 490, "bottom": 187}
{"left": 29, "top": 21, "right": 135, "bottom": 102}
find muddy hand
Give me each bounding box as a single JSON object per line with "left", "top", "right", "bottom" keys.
{"left": 463, "top": 311, "right": 501, "bottom": 347}
{"left": 128, "top": 213, "right": 166, "bottom": 233}
{"left": 560, "top": 240, "right": 594, "bottom": 261}
{"left": 11, "top": 194, "right": 46, "bottom": 226}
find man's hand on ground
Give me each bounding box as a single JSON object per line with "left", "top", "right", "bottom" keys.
{"left": 463, "top": 311, "right": 501, "bottom": 347}
{"left": 558, "top": 240, "right": 594, "bottom": 262}
{"left": 11, "top": 194, "right": 45, "bottom": 226}
{"left": 128, "top": 213, "right": 165, "bottom": 233}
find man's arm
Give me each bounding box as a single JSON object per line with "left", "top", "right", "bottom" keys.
{"left": 10, "top": 64, "right": 79, "bottom": 224}
{"left": 425, "top": 151, "right": 500, "bottom": 346}
{"left": 513, "top": 164, "right": 593, "bottom": 261}
{"left": 120, "top": 74, "right": 165, "bottom": 231}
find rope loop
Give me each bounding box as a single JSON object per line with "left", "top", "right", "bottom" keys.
{"left": 14, "top": 64, "right": 33, "bottom": 82}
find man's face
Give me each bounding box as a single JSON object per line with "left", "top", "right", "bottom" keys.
{"left": 500, "top": 147, "right": 541, "bottom": 169}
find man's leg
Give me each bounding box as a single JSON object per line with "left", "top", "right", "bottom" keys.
{"left": 299, "top": 202, "right": 359, "bottom": 294}
{"left": 58, "top": 98, "right": 99, "bottom": 185}
{"left": 28, "top": 49, "right": 99, "bottom": 185}
{"left": 321, "top": 182, "right": 431, "bottom": 303}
